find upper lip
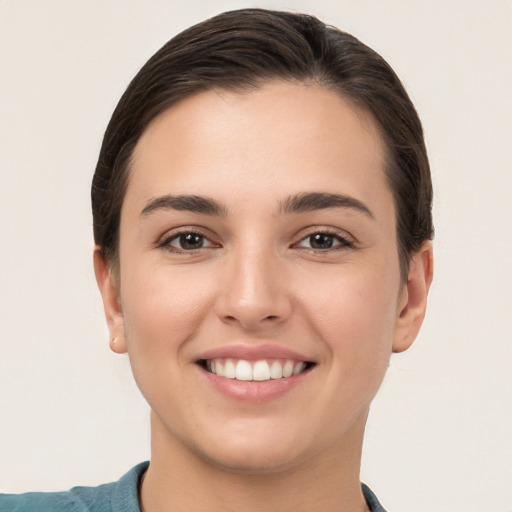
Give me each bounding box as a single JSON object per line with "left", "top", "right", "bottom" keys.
{"left": 195, "top": 343, "right": 314, "bottom": 363}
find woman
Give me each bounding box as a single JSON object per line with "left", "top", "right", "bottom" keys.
{"left": 1, "top": 8, "right": 433, "bottom": 512}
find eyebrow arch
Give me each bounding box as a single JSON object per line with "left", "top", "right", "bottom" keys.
{"left": 140, "top": 195, "right": 227, "bottom": 217}
{"left": 280, "top": 192, "right": 374, "bottom": 219}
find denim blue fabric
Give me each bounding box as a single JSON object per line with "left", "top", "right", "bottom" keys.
{"left": 0, "top": 462, "right": 148, "bottom": 512}
{"left": 362, "top": 483, "right": 387, "bottom": 512}
{"left": 1, "top": 462, "right": 386, "bottom": 511}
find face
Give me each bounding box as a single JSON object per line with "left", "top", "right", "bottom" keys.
{"left": 96, "top": 82, "right": 430, "bottom": 474}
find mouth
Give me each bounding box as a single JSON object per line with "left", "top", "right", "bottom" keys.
{"left": 198, "top": 358, "right": 315, "bottom": 382}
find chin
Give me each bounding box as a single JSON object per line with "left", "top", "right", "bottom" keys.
{"left": 202, "top": 439, "right": 309, "bottom": 475}
{"left": 175, "top": 416, "right": 316, "bottom": 475}
{"left": 189, "top": 416, "right": 339, "bottom": 476}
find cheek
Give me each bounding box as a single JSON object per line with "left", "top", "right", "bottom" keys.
{"left": 298, "top": 258, "right": 400, "bottom": 365}
{"left": 280, "top": 261, "right": 401, "bottom": 441}
{"left": 120, "top": 263, "right": 215, "bottom": 359}
{"left": 118, "top": 263, "right": 217, "bottom": 418}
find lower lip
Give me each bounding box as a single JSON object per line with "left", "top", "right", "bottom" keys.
{"left": 200, "top": 367, "right": 310, "bottom": 403}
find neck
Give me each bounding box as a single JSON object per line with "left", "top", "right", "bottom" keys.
{"left": 140, "top": 410, "right": 370, "bottom": 512}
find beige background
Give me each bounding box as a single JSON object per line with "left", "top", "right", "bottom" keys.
{"left": 1, "top": 1, "right": 511, "bottom": 510}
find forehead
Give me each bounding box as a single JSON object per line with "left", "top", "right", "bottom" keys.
{"left": 127, "top": 82, "right": 392, "bottom": 218}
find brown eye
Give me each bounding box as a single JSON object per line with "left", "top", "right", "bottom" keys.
{"left": 167, "top": 232, "right": 212, "bottom": 251}
{"left": 309, "top": 233, "right": 334, "bottom": 249}
{"left": 296, "top": 231, "right": 353, "bottom": 251}
{"left": 179, "top": 233, "right": 204, "bottom": 250}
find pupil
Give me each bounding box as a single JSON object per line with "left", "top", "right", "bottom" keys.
{"left": 180, "top": 233, "right": 203, "bottom": 250}
{"left": 310, "top": 233, "right": 333, "bottom": 249}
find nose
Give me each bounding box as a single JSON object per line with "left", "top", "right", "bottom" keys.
{"left": 214, "top": 245, "right": 292, "bottom": 331}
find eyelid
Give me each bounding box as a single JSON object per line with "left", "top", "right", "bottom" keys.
{"left": 155, "top": 225, "right": 355, "bottom": 252}
{"left": 156, "top": 226, "right": 220, "bottom": 251}
{"left": 293, "top": 226, "right": 356, "bottom": 249}
{"left": 169, "top": 233, "right": 215, "bottom": 250}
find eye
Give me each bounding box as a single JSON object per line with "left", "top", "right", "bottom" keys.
{"left": 296, "top": 231, "right": 353, "bottom": 250}
{"left": 163, "top": 232, "right": 215, "bottom": 252}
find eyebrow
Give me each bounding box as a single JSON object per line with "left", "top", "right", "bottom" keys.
{"left": 139, "top": 192, "right": 374, "bottom": 219}
{"left": 140, "top": 195, "right": 227, "bottom": 217}
{"left": 280, "top": 192, "right": 374, "bottom": 219}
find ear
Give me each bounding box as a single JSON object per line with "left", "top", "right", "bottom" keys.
{"left": 93, "top": 247, "right": 127, "bottom": 354}
{"left": 393, "top": 241, "right": 434, "bottom": 353}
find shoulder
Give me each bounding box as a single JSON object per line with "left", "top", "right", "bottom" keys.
{"left": 0, "top": 488, "right": 100, "bottom": 512}
{"left": 0, "top": 462, "right": 149, "bottom": 512}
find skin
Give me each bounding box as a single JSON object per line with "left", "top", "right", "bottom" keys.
{"left": 95, "top": 82, "right": 433, "bottom": 512}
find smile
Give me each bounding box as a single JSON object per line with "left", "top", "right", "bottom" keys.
{"left": 202, "top": 358, "right": 313, "bottom": 381}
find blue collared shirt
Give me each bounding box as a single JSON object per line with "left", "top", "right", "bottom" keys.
{"left": 0, "top": 462, "right": 387, "bottom": 511}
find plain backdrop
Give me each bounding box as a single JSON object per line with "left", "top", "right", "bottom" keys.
{"left": 1, "top": 1, "right": 511, "bottom": 511}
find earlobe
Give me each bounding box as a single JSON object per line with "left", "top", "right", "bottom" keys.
{"left": 392, "top": 241, "right": 434, "bottom": 353}
{"left": 109, "top": 335, "right": 126, "bottom": 354}
{"left": 93, "top": 247, "right": 127, "bottom": 354}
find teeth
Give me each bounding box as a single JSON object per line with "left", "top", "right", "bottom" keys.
{"left": 205, "top": 358, "right": 309, "bottom": 381}
{"left": 293, "top": 362, "right": 306, "bottom": 375}
{"left": 224, "top": 359, "right": 236, "bottom": 379}
{"left": 215, "top": 361, "right": 225, "bottom": 377}
{"left": 235, "top": 360, "right": 252, "bottom": 381}
{"left": 253, "top": 360, "right": 271, "bottom": 381}
{"left": 283, "top": 360, "right": 294, "bottom": 378}
{"left": 270, "top": 360, "right": 283, "bottom": 379}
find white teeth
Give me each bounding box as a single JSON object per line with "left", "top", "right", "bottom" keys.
{"left": 235, "top": 360, "right": 253, "bottom": 381}
{"left": 283, "top": 360, "right": 294, "bottom": 378}
{"left": 206, "top": 358, "right": 310, "bottom": 381}
{"left": 293, "top": 362, "right": 306, "bottom": 375}
{"left": 215, "top": 361, "right": 225, "bottom": 377}
{"left": 253, "top": 360, "right": 271, "bottom": 381}
{"left": 270, "top": 360, "right": 283, "bottom": 379}
{"left": 224, "top": 359, "right": 236, "bottom": 379}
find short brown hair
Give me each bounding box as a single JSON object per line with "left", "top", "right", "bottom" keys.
{"left": 92, "top": 8, "right": 433, "bottom": 277}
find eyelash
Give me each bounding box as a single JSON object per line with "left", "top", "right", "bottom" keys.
{"left": 158, "top": 229, "right": 216, "bottom": 253}
{"left": 157, "top": 228, "right": 355, "bottom": 254}
{"left": 293, "top": 228, "right": 354, "bottom": 251}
